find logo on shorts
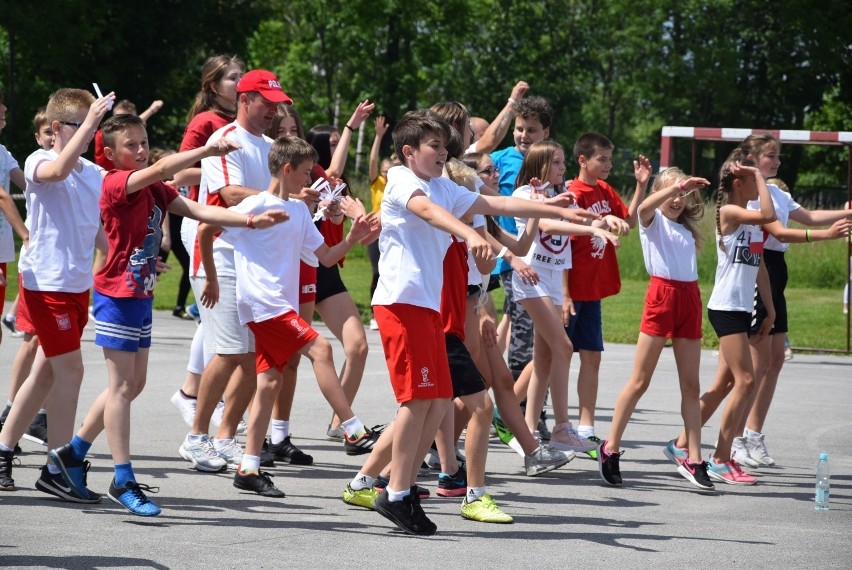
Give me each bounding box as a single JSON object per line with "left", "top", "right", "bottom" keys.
{"left": 289, "top": 317, "right": 308, "bottom": 338}
{"left": 55, "top": 313, "right": 71, "bottom": 331}
{"left": 418, "top": 366, "right": 434, "bottom": 388}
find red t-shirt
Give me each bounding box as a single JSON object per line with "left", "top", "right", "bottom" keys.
{"left": 440, "top": 236, "right": 469, "bottom": 339}
{"left": 311, "top": 163, "right": 345, "bottom": 266}
{"left": 180, "top": 111, "right": 231, "bottom": 201}
{"left": 95, "top": 170, "right": 179, "bottom": 298}
{"left": 567, "top": 177, "right": 629, "bottom": 301}
{"left": 93, "top": 129, "right": 115, "bottom": 171}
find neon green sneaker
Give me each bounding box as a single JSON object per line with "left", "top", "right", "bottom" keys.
{"left": 460, "top": 493, "right": 513, "bottom": 524}
{"left": 342, "top": 484, "right": 378, "bottom": 510}
{"left": 585, "top": 435, "right": 601, "bottom": 460}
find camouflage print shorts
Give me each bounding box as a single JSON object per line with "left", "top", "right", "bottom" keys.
{"left": 499, "top": 270, "right": 534, "bottom": 376}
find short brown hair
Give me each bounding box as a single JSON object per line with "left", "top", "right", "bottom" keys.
{"left": 268, "top": 135, "right": 318, "bottom": 175}
{"left": 32, "top": 107, "right": 49, "bottom": 131}
{"left": 101, "top": 114, "right": 146, "bottom": 149}
{"left": 573, "top": 132, "right": 614, "bottom": 162}
{"left": 515, "top": 96, "right": 553, "bottom": 130}
{"left": 45, "top": 88, "right": 95, "bottom": 124}
{"left": 391, "top": 109, "right": 451, "bottom": 166}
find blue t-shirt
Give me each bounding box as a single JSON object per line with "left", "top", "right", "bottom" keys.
{"left": 490, "top": 146, "right": 524, "bottom": 274}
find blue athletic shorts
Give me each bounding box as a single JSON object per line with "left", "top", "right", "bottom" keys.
{"left": 564, "top": 300, "right": 604, "bottom": 352}
{"left": 93, "top": 292, "right": 153, "bottom": 352}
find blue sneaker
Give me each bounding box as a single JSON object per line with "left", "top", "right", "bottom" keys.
{"left": 108, "top": 479, "right": 161, "bottom": 516}
{"left": 48, "top": 443, "right": 99, "bottom": 501}
{"left": 187, "top": 303, "right": 201, "bottom": 323}
{"left": 663, "top": 440, "right": 688, "bottom": 466}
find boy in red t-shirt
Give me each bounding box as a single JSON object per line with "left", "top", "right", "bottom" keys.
{"left": 564, "top": 132, "right": 651, "bottom": 456}
{"left": 49, "top": 114, "right": 285, "bottom": 516}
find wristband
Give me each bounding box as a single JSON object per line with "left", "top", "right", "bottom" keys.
{"left": 507, "top": 98, "right": 517, "bottom": 105}
{"left": 246, "top": 214, "right": 255, "bottom": 229}
{"left": 496, "top": 246, "right": 508, "bottom": 259}
{"left": 678, "top": 180, "right": 686, "bottom": 191}
{"left": 344, "top": 124, "right": 355, "bottom": 132}
{"left": 805, "top": 229, "right": 811, "bottom": 243}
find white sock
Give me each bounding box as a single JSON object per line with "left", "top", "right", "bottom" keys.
{"left": 577, "top": 424, "right": 595, "bottom": 439}
{"left": 744, "top": 428, "right": 761, "bottom": 438}
{"left": 239, "top": 454, "right": 260, "bottom": 473}
{"left": 271, "top": 420, "right": 289, "bottom": 445}
{"left": 508, "top": 437, "right": 525, "bottom": 457}
{"left": 350, "top": 473, "right": 374, "bottom": 491}
{"left": 386, "top": 487, "right": 410, "bottom": 502}
{"left": 187, "top": 433, "right": 205, "bottom": 444}
{"left": 0, "top": 442, "right": 13, "bottom": 452}
{"left": 212, "top": 438, "right": 234, "bottom": 452}
{"left": 341, "top": 416, "right": 365, "bottom": 438}
{"left": 37, "top": 408, "right": 47, "bottom": 415}
{"left": 466, "top": 486, "right": 486, "bottom": 502}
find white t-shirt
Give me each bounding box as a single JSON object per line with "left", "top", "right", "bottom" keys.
{"left": 218, "top": 192, "right": 323, "bottom": 325}
{"left": 19, "top": 149, "right": 103, "bottom": 292}
{"left": 707, "top": 224, "right": 762, "bottom": 312}
{"left": 373, "top": 166, "right": 479, "bottom": 311}
{"left": 747, "top": 183, "right": 800, "bottom": 252}
{"left": 639, "top": 209, "right": 698, "bottom": 281}
{"left": 0, "top": 144, "right": 20, "bottom": 263}
{"left": 512, "top": 184, "right": 571, "bottom": 271}
{"left": 188, "top": 122, "right": 273, "bottom": 278}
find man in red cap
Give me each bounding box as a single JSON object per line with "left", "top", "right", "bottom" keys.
{"left": 179, "top": 70, "right": 296, "bottom": 485}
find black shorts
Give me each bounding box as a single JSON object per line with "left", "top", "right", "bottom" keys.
{"left": 708, "top": 309, "right": 752, "bottom": 338}
{"left": 445, "top": 333, "right": 486, "bottom": 398}
{"left": 486, "top": 274, "right": 501, "bottom": 292}
{"left": 316, "top": 263, "right": 348, "bottom": 304}
{"left": 467, "top": 284, "right": 481, "bottom": 298}
{"left": 750, "top": 249, "right": 788, "bottom": 335}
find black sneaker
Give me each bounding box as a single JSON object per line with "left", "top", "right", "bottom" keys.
{"left": 0, "top": 417, "right": 22, "bottom": 456}
{"left": 344, "top": 426, "right": 380, "bottom": 456}
{"left": 172, "top": 306, "right": 195, "bottom": 320}
{"left": 35, "top": 465, "right": 101, "bottom": 503}
{"left": 268, "top": 435, "right": 313, "bottom": 465}
{"left": 597, "top": 440, "right": 623, "bottom": 485}
{"left": 436, "top": 466, "right": 467, "bottom": 498}
{"left": 537, "top": 417, "right": 552, "bottom": 441}
{"left": 23, "top": 413, "right": 48, "bottom": 446}
{"left": 260, "top": 438, "right": 276, "bottom": 468}
{"left": 233, "top": 469, "right": 285, "bottom": 498}
{"left": 677, "top": 460, "right": 716, "bottom": 491}
{"left": 1, "top": 315, "right": 19, "bottom": 336}
{"left": 374, "top": 474, "right": 430, "bottom": 499}
{"left": 0, "top": 448, "right": 15, "bottom": 491}
{"left": 372, "top": 489, "right": 436, "bottom": 536}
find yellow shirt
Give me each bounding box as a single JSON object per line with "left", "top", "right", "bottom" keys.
{"left": 370, "top": 175, "right": 387, "bottom": 213}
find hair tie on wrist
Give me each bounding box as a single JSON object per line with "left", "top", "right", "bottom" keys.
{"left": 246, "top": 214, "right": 255, "bottom": 229}
{"left": 496, "top": 246, "right": 508, "bottom": 259}
{"left": 507, "top": 98, "right": 517, "bottom": 105}
{"left": 344, "top": 124, "right": 355, "bottom": 132}
{"left": 678, "top": 180, "right": 686, "bottom": 191}
{"left": 805, "top": 229, "right": 811, "bottom": 243}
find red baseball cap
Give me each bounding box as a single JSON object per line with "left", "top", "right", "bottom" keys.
{"left": 236, "top": 70, "right": 293, "bottom": 104}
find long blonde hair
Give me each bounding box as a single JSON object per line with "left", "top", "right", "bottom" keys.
{"left": 653, "top": 167, "right": 704, "bottom": 250}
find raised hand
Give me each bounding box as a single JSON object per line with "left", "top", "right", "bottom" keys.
{"left": 347, "top": 99, "right": 376, "bottom": 130}
{"left": 633, "top": 155, "right": 652, "bottom": 187}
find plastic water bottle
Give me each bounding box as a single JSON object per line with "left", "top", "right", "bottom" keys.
{"left": 815, "top": 452, "right": 830, "bottom": 511}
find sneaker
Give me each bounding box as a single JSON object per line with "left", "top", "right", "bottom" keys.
{"left": 0, "top": 448, "right": 15, "bottom": 491}
{"left": 172, "top": 306, "right": 195, "bottom": 321}
{"left": 492, "top": 410, "right": 514, "bottom": 445}
{"left": 460, "top": 493, "right": 513, "bottom": 524}
{"left": 214, "top": 439, "right": 244, "bottom": 470}
{"left": 374, "top": 474, "right": 430, "bottom": 499}
{"left": 663, "top": 439, "right": 688, "bottom": 466}
{"left": 677, "top": 460, "right": 715, "bottom": 491}
{"left": 186, "top": 303, "right": 201, "bottom": 323}
{"left": 260, "top": 438, "right": 276, "bottom": 468}
{"left": 584, "top": 434, "right": 601, "bottom": 460}
{"left": 2, "top": 315, "right": 22, "bottom": 337}
{"left": 706, "top": 458, "right": 757, "bottom": 485}
{"left": 48, "top": 444, "right": 99, "bottom": 500}
{"left": 536, "top": 417, "right": 552, "bottom": 441}
{"left": 549, "top": 422, "right": 596, "bottom": 453}
{"left": 179, "top": 435, "right": 227, "bottom": 472}
{"left": 210, "top": 401, "right": 247, "bottom": 435}
{"left": 35, "top": 464, "right": 102, "bottom": 503}
{"left": 436, "top": 467, "right": 467, "bottom": 498}
{"left": 170, "top": 390, "right": 197, "bottom": 427}
{"left": 369, "top": 318, "right": 379, "bottom": 331}
{"left": 344, "top": 426, "right": 380, "bottom": 456}
{"left": 233, "top": 469, "right": 285, "bottom": 498}
{"left": 268, "top": 436, "right": 313, "bottom": 465}
{"left": 326, "top": 423, "right": 345, "bottom": 442}
{"left": 108, "top": 478, "right": 161, "bottom": 516}
{"left": 731, "top": 436, "right": 760, "bottom": 468}
{"left": 525, "top": 444, "right": 572, "bottom": 477}
{"left": 597, "top": 440, "right": 623, "bottom": 485}
{"left": 22, "top": 413, "right": 48, "bottom": 446}
{"left": 372, "top": 489, "right": 436, "bottom": 536}
{"left": 784, "top": 346, "right": 793, "bottom": 361}
{"left": 745, "top": 434, "right": 775, "bottom": 466}
{"left": 342, "top": 483, "right": 379, "bottom": 509}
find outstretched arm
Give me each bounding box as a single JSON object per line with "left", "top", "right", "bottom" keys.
{"left": 369, "top": 115, "right": 388, "bottom": 183}
{"left": 472, "top": 81, "right": 529, "bottom": 154}
{"left": 624, "top": 155, "right": 652, "bottom": 228}
{"left": 326, "top": 99, "right": 376, "bottom": 178}
{"left": 126, "top": 138, "right": 241, "bottom": 195}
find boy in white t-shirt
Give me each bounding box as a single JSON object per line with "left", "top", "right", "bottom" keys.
{"left": 367, "top": 109, "right": 588, "bottom": 536}
{"left": 0, "top": 87, "right": 115, "bottom": 493}
{"left": 199, "top": 135, "right": 379, "bottom": 497}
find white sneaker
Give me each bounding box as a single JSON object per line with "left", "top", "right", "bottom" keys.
{"left": 369, "top": 318, "right": 379, "bottom": 331}
{"left": 210, "top": 401, "right": 247, "bottom": 435}
{"left": 745, "top": 434, "right": 775, "bottom": 466}
{"left": 525, "top": 444, "right": 573, "bottom": 477}
{"left": 731, "top": 436, "right": 760, "bottom": 468}
{"left": 549, "top": 422, "right": 597, "bottom": 453}
{"left": 170, "top": 390, "right": 196, "bottom": 427}
{"left": 213, "top": 439, "right": 244, "bottom": 470}
{"left": 179, "top": 434, "right": 227, "bottom": 472}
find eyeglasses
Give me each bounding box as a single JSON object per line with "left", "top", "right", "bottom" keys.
{"left": 59, "top": 120, "right": 83, "bottom": 129}
{"left": 477, "top": 166, "right": 499, "bottom": 176}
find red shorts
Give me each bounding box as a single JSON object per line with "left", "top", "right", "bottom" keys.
{"left": 22, "top": 288, "right": 89, "bottom": 357}
{"left": 14, "top": 273, "right": 35, "bottom": 335}
{"left": 640, "top": 277, "right": 702, "bottom": 340}
{"left": 248, "top": 310, "right": 319, "bottom": 374}
{"left": 299, "top": 261, "right": 317, "bottom": 304}
{"left": 373, "top": 303, "right": 452, "bottom": 403}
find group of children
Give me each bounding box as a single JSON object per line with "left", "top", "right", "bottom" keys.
{"left": 0, "top": 65, "right": 850, "bottom": 535}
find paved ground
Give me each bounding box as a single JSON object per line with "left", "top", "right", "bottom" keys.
{"left": 0, "top": 311, "right": 850, "bottom": 568}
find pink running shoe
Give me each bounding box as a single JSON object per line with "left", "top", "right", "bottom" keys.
{"left": 549, "top": 422, "right": 597, "bottom": 453}
{"left": 707, "top": 458, "right": 757, "bottom": 485}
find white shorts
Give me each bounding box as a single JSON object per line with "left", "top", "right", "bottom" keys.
{"left": 512, "top": 266, "right": 563, "bottom": 306}
{"left": 190, "top": 274, "right": 255, "bottom": 355}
